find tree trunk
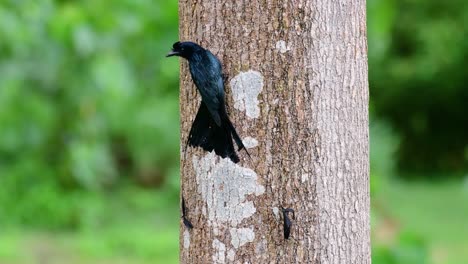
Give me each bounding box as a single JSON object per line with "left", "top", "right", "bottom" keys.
{"left": 179, "top": 0, "right": 370, "bottom": 263}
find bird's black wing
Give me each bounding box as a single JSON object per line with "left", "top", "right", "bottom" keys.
{"left": 189, "top": 51, "right": 224, "bottom": 126}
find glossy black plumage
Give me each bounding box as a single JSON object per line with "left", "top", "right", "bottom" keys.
{"left": 167, "top": 41, "right": 248, "bottom": 163}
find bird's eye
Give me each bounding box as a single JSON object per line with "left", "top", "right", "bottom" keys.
{"left": 181, "top": 47, "right": 185, "bottom": 51}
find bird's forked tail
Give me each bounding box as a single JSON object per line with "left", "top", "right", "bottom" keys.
{"left": 187, "top": 103, "right": 249, "bottom": 163}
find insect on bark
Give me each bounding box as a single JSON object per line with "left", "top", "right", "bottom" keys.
{"left": 182, "top": 197, "right": 193, "bottom": 229}
{"left": 281, "top": 207, "right": 295, "bottom": 239}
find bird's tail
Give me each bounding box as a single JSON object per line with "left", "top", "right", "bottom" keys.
{"left": 223, "top": 114, "right": 251, "bottom": 158}
{"left": 187, "top": 102, "right": 242, "bottom": 163}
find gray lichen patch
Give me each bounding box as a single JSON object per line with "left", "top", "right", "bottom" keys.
{"left": 242, "top": 136, "right": 259, "bottom": 149}
{"left": 301, "top": 173, "right": 309, "bottom": 183}
{"left": 230, "top": 227, "right": 255, "bottom": 249}
{"left": 229, "top": 70, "right": 264, "bottom": 119}
{"left": 272, "top": 207, "right": 280, "bottom": 220}
{"left": 192, "top": 152, "right": 265, "bottom": 226}
{"left": 227, "top": 249, "right": 236, "bottom": 261}
{"left": 212, "top": 239, "right": 226, "bottom": 264}
{"left": 275, "top": 40, "right": 291, "bottom": 53}
{"left": 183, "top": 229, "right": 190, "bottom": 249}
{"left": 255, "top": 239, "right": 268, "bottom": 255}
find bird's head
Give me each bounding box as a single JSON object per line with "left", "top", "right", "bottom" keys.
{"left": 166, "top": 41, "right": 203, "bottom": 59}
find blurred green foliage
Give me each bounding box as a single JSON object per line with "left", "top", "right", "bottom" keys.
{"left": 0, "top": 0, "right": 179, "bottom": 229}
{"left": 373, "top": 231, "right": 429, "bottom": 264}
{"left": 368, "top": 0, "right": 468, "bottom": 175}
{"left": 368, "top": 0, "right": 468, "bottom": 262}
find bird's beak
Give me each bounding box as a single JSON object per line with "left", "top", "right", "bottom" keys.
{"left": 166, "top": 50, "right": 179, "bottom": 57}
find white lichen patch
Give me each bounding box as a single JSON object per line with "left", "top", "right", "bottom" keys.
{"left": 212, "top": 239, "right": 226, "bottom": 264}
{"left": 301, "top": 173, "right": 309, "bottom": 183}
{"left": 183, "top": 229, "right": 190, "bottom": 249}
{"left": 227, "top": 249, "right": 236, "bottom": 261}
{"left": 275, "top": 40, "right": 291, "bottom": 53}
{"left": 242, "top": 137, "right": 259, "bottom": 149}
{"left": 255, "top": 239, "right": 267, "bottom": 255}
{"left": 230, "top": 227, "right": 255, "bottom": 249}
{"left": 272, "top": 207, "right": 280, "bottom": 220}
{"left": 193, "top": 152, "right": 265, "bottom": 226}
{"left": 229, "top": 71, "right": 263, "bottom": 119}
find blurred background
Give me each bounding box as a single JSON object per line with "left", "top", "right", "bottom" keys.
{"left": 0, "top": 0, "right": 466, "bottom": 263}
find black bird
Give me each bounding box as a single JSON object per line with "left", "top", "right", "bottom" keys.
{"left": 167, "top": 41, "right": 249, "bottom": 163}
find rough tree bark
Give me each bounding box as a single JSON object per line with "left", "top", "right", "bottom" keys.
{"left": 179, "top": 0, "right": 369, "bottom": 263}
